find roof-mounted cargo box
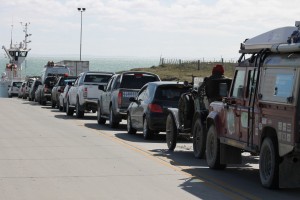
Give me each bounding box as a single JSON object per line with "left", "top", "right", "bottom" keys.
{"left": 240, "top": 21, "right": 300, "bottom": 54}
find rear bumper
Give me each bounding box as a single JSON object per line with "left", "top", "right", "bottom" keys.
{"left": 116, "top": 108, "right": 128, "bottom": 119}
{"left": 147, "top": 114, "right": 167, "bottom": 131}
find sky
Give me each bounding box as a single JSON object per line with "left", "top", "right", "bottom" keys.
{"left": 0, "top": 0, "right": 299, "bottom": 60}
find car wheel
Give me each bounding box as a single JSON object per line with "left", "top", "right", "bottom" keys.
{"left": 109, "top": 107, "right": 119, "bottom": 128}
{"left": 206, "top": 124, "right": 226, "bottom": 169}
{"left": 66, "top": 99, "right": 74, "bottom": 116}
{"left": 259, "top": 137, "right": 279, "bottom": 189}
{"left": 143, "top": 118, "right": 153, "bottom": 140}
{"left": 127, "top": 114, "right": 137, "bottom": 134}
{"left": 192, "top": 117, "right": 206, "bottom": 159}
{"left": 56, "top": 99, "right": 60, "bottom": 109}
{"left": 76, "top": 100, "right": 84, "bottom": 118}
{"left": 97, "top": 104, "right": 106, "bottom": 124}
{"left": 51, "top": 100, "right": 56, "bottom": 108}
{"left": 8, "top": 94, "right": 12, "bottom": 98}
{"left": 166, "top": 114, "right": 177, "bottom": 150}
{"left": 63, "top": 102, "right": 66, "bottom": 112}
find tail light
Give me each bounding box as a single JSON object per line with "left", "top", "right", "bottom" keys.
{"left": 118, "top": 91, "right": 122, "bottom": 106}
{"left": 83, "top": 87, "right": 87, "bottom": 98}
{"left": 148, "top": 104, "right": 163, "bottom": 113}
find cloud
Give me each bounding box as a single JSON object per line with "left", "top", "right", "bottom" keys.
{"left": 0, "top": 0, "right": 299, "bottom": 58}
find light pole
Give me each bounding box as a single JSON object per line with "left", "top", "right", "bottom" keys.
{"left": 77, "top": 7, "right": 86, "bottom": 61}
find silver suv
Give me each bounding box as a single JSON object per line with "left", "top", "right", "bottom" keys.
{"left": 8, "top": 81, "right": 22, "bottom": 98}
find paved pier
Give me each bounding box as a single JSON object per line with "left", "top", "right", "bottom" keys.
{"left": 0, "top": 98, "right": 230, "bottom": 200}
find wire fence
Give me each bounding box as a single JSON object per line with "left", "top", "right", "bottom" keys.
{"left": 159, "top": 57, "right": 237, "bottom": 76}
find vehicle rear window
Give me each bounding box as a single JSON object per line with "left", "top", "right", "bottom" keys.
{"left": 13, "top": 82, "right": 22, "bottom": 87}
{"left": 84, "top": 74, "right": 111, "bottom": 83}
{"left": 59, "top": 77, "right": 76, "bottom": 86}
{"left": 44, "top": 77, "right": 57, "bottom": 86}
{"left": 155, "top": 85, "right": 190, "bottom": 101}
{"left": 120, "top": 74, "right": 159, "bottom": 89}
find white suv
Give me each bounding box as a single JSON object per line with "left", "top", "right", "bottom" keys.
{"left": 8, "top": 81, "right": 23, "bottom": 98}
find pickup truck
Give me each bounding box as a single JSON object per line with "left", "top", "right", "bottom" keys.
{"left": 97, "top": 71, "right": 160, "bottom": 128}
{"left": 66, "top": 71, "right": 114, "bottom": 118}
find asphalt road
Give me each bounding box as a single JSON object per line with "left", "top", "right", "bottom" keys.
{"left": 1, "top": 98, "right": 300, "bottom": 200}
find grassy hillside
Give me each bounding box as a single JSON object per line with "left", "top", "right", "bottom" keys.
{"left": 130, "top": 61, "right": 236, "bottom": 82}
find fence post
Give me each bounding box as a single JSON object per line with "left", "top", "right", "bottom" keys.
{"left": 197, "top": 60, "right": 200, "bottom": 70}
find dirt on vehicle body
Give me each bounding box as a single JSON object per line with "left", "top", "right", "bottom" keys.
{"left": 206, "top": 22, "right": 300, "bottom": 189}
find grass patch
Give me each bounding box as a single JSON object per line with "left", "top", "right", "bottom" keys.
{"left": 130, "top": 62, "right": 236, "bottom": 82}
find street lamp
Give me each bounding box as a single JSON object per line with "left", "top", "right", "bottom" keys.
{"left": 77, "top": 7, "right": 86, "bottom": 61}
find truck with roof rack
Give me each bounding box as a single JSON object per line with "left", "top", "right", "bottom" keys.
{"left": 205, "top": 21, "right": 300, "bottom": 189}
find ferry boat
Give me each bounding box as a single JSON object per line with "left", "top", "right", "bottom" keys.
{"left": 0, "top": 22, "right": 31, "bottom": 97}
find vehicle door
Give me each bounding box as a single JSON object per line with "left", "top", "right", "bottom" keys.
{"left": 102, "top": 76, "right": 115, "bottom": 115}
{"left": 69, "top": 76, "right": 80, "bottom": 105}
{"left": 224, "top": 68, "right": 247, "bottom": 141}
{"left": 131, "top": 85, "right": 148, "bottom": 128}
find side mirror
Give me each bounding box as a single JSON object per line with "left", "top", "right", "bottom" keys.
{"left": 98, "top": 85, "right": 104, "bottom": 91}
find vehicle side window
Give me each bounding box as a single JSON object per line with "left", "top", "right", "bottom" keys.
{"left": 231, "top": 70, "right": 246, "bottom": 98}
{"left": 246, "top": 70, "right": 257, "bottom": 99}
{"left": 106, "top": 77, "right": 114, "bottom": 92}
{"left": 112, "top": 76, "right": 121, "bottom": 90}
{"left": 74, "top": 77, "right": 80, "bottom": 86}
{"left": 259, "top": 68, "right": 296, "bottom": 103}
{"left": 138, "top": 87, "right": 148, "bottom": 101}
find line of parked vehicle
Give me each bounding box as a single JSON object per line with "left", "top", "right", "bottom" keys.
{"left": 8, "top": 69, "right": 192, "bottom": 142}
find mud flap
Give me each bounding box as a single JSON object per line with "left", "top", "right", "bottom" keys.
{"left": 279, "top": 154, "right": 300, "bottom": 188}
{"left": 220, "top": 143, "right": 242, "bottom": 164}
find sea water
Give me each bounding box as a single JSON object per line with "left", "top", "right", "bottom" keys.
{"left": 0, "top": 55, "right": 159, "bottom": 78}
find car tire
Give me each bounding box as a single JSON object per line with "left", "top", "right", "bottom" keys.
{"left": 192, "top": 116, "right": 206, "bottom": 159}
{"left": 127, "top": 114, "right": 137, "bottom": 134}
{"left": 109, "top": 107, "right": 119, "bottom": 128}
{"left": 206, "top": 124, "right": 226, "bottom": 169}
{"left": 166, "top": 114, "right": 177, "bottom": 150}
{"left": 42, "top": 100, "right": 47, "bottom": 105}
{"left": 143, "top": 118, "right": 153, "bottom": 140}
{"left": 97, "top": 104, "right": 106, "bottom": 124}
{"left": 51, "top": 100, "right": 56, "bottom": 108}
{"left": 76, "top": 100, "right": 84, "bottom": 118}
{"left": 56, "top": 99, "right": 60, "bottom": 109}
{"left": 66, "top": 99, "right": 74, "bottom": 116}
{"left": 259, "top": 137, "right": 279, "bottom": 189}
{"left": 62, "top": 102, "right": 66, "bottom": 112}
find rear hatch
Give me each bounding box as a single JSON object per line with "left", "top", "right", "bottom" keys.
{"left": 118, "top": 73, "right": 160, "bottom": 108}
{"left": 44, "top": 77, "right": 57, "bottom": 94}
{"left": 153, "top": 84, "right": 191, "bottom": 113}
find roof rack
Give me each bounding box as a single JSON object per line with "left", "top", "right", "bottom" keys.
{"left": 239, "top": 21, "right": 300, "bottom": 54}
